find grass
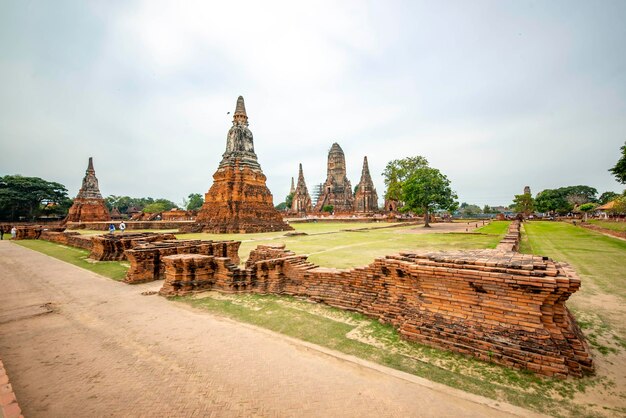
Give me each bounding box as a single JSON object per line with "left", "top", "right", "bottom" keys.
{"left": 176, "top": 221, "right": 507, "bottom": 268}
{"left": 176, "top": 292, "right": 603, "bottom": 417}
{"left": 521, "top": 221, "right": 626, "bottom": 299}
{"left": 14, "top": 240, "right": 129, "bottom": 281}
{"left": 585, "top": 220, "right": 626, "bottom": 233}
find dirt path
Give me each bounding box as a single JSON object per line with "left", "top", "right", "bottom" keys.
{"left": 0, "top": 241, "right": 538, "bottom": 417}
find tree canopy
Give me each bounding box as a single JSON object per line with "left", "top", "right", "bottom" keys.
{"left": 185, "top": 193, "right": 204, "bottom": 211}
{"left": 599, "top": 191, "right": 619, "bottom": 205}
{"left": 512, "top": 193, "right": 534, "bottom": 216}
{"left": 609, "top": 141, "right": 626, "bottom": 184}
{"left": 384, "top": 157, "right": 457, "bottom": 227}
{"left": 0, "top": 175, "right": 70, "bottom": 221}
{"left": 534, "top": 185, "right": 597, "bottom": 215}
{"left": 142, "top": 199, "right": 178, "bottom": 213}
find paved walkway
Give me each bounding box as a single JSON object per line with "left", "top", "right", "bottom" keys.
{"left": 0, "top": 241, "right": 538, "bottom": 417}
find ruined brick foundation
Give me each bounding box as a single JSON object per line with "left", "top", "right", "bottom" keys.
{"left": 159, "top": 243, "right": 593, "bottom": 377}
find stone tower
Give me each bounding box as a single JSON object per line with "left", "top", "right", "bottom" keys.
{"left": 524, "top": 186, "right": 531, "bottom": 195}
{"left": 354, "top": 156, "right": 378, "bottom": 213}
{"left": 291, "top": 163, "right": 312, "bottom": 213}
{"left": 314, "top": 143, "right": 354, "bottom": 212}
{"left": 290, "top": 177, "right": 295, "bottom": 195}
{"left": 66, "top": 157, "right": 111, "bottom": 223}
{"left": 193, "top": 96, "right": 292, "bottom": 233}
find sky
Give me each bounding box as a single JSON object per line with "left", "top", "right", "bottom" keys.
{"left": 1, "top": 0, "right": 625, "bottom": 208}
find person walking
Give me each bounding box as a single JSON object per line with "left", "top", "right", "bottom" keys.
{"left": 119, "top": 221, "right": 126, "bottom": 233}
{"left": 108, "top": 223, "right": 115, "bottom": 234}
{"left": 11, "top": 226, "right": 17, "bottom": 239}
{"left": 0, "top": 227, "right": 4, "bottom": 240}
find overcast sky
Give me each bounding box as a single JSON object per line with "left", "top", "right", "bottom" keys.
{"left": 1, "top": 0, "right": 625, "bottom": 207}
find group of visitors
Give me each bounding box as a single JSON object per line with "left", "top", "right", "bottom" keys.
{"left": 108, "top": 221, "right": 126, "bottom": 234}
{"left": 0, "top": 226, "right": 17, "bottom": 240}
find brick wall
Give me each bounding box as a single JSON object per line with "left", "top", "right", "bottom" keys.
{"left": 159, "top": 242, "right": 593, "bottom": 377}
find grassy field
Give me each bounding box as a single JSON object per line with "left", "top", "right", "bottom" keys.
{"left": 178, "top": 221, "right": 508, "bottom": 268}
{"left": 14, "top": 240, "right": 128, "bottom": 281}
{"left": 586, "top": 220, "right": 626, "bottom": 233}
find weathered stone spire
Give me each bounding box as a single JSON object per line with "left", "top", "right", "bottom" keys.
{"left": 191, "top": 96, "right": 292, "bottom": 233}
{"left": 65, "top": 157, "right": 111, "bottom": 223}
{"left": 314, "top": 142, "right": 354, "bottom": 212}
{"left": 220, "top": 96, "right": 260, "bottom": 171}
{"left": 354, "top": 156, "right": 378, "bottom": 213}
{"left": 291, "top": 163, "right": 312, "bottom": 213}
{"left": 77, "top": 156, "right": 103, "bottom": 200}
{"left": 290, "top": 177, "right": 295, "bottom": 195}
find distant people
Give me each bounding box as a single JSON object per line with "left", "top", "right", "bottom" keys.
{"left": 119, "top": 221, "right": 126, "bottom": 233}
{"left": 108, "top": 223, "right": 115, "bottom": 234}
{"left": 0, "top": 228, "right": 4, "bottom": 240}
{"left": 11, "top": 226, "right": 17, "bottom": 239}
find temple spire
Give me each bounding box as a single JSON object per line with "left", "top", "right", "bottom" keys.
{"left": 233, "top": 95, "right": 248, "bottom": 124}
{"left": 290, "top": 177, "right": 295, "bottom": 195}
{"left": 87, "top": 156, "right": 94, "bottom": 172}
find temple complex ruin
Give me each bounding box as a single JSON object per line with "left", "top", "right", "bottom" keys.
{"left": 291, "top": 163, "right": 312, "bottom": 213}
{"left": 190, "top": 96, "right": 292, "bottom": 233}
{"left": 314, "top": 143, "right": 354, "bottom": 212}
{"left": 354, "top": 156, "right": 379, "bottom": 213}
{"left": 65, "top": 157, "right": 111, "bottom": 223}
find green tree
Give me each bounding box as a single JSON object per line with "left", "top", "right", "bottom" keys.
{"left": 561, "top": 185, "right": 597, "bottom": 205}
{"left": 275, "top": 202, "right": 288, "bottom": 211}
{"left": 382, "top": 156, "right": 429, "bottom": 202}
{"left": 459, "top": 203, "right": 482, "bottom": 217}
{"left": 185, "top": 193, "right": 204, "bottom": 211}
{"left": 0, "top": 175, "right": 69, "bottom": 221}
{"left": 535, "top": 189, "right": 571, "bottom": 215}
{"left": 599, "top": 191, "right": 619, "bottom": 205}
{"left": 142, "top": 199, "right": 178, "bottom": 214}
{"left": 609, "top": 141, "right": 626, "bottom": 184}
{"left": 400, "top": 166, "right": 457, "bottom": 227}
{"left": 285, "top": 193, "right": 294, "bottom": 209}
{"left": 322, "top": 205, "right": 334, "bottom": 213}
{"left": 512, "top": 193, "right": 535, "bottom": 216}
{"left": 611, "top": 195, "right": 626, "bottom": 215}
{"left": 578, "top": 202, "right": 597, "bottom": 221}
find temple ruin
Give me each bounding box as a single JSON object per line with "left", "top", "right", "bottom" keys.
{"left": 314, "top": 143, "right": 354, "bottom": 212}
{"left": 65, "top": 157, "right": 111, "bottom": 223}
{"left": 354, "top": 156, "right": 379, "bottom": 213}
{"left": 190, "top": 96, "right": 292, "bottom": 233}
{"left": 291, "top": 163, "right": 312, "bottom": 213}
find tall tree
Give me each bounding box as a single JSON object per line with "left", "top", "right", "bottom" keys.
{"left": 399, "top": 165, "right": 457, "bottom": 227}
{"left": 185, "top": 193, "right": 204, "bottom": 211}
{"left": 0, "top": 175, "right": 69, "bottom": 221}
{"left": 599, "top": 191, "right": 619, "bottom": 205}
{"left": 382, "top": 156, "right": 429, "bottom": 202}
{"left": 609, "top": 141, "right": 626, "bottom": 184}
{"left": 512, "top": 193, "right": 535, "bottom": 216}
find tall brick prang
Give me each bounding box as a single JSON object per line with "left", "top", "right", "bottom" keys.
{"left": 65, "top": 157, "right": 111, "bottom": 223}
{"left": 291, "top": 163, "right": 312, "bottom": 213}
{"left": 191, "top": 96, "right": 292, "bottom": 233}
{"left": 314, "top": 143, "right": 354, "bottom": 212}
{"left": 354, "top": 156, "right": 378, "bottom": 213}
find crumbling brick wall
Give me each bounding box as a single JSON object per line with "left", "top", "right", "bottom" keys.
{"left": 40, "top": 231, "right": 93, "bottom": 250}
{"left": 89, "top": 233, "right": 177, "bottom": 261}
{"left": 159, "top": 244, "right": 593, "bottom": 377}
{"left": 124, "top": 240, "right": 240, "bottom": 284}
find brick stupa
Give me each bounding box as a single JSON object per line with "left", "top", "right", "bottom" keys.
{"left": 354, "top": 156, "right": 378, "bottom": 213}
{"left": 314, "top": 142, "right": 354, "bottom": 212}
{"left": 291, "top": 163, "right": 312, "bottom": 213}
{"left": 66, "top": 157, "right": 111, "bottom": 222}
{"left": 193, "top": 96, "right": 292, "bottom": 233}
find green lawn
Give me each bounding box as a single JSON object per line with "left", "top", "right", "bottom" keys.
{"left": 522, "top": 221, "right": 626, "bottom": 299}
{"left": 14, "top": 240, "right": 128, "bottom": 281}
{"left": 586, "top": 220, "right": 626, "bottom": 233}
{"left": 178, "top": 222, "right": 506, "bottom": 268}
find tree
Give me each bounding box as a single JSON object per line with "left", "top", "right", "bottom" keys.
{"left": 578, "top": 203, "right": 597, "bottom": 221}
{"left": 611, "top": 195, "right": 626, "bottom": 215}
{"left": 275, "top": 202, "right": 288, "bottom": 211}
{"left": 599, "top": 191, "right": 619, "bottom": 205}
{"left": 458, "top": 203, "right": 482, "bottom": 217}
{"left": 0, "top": 175, "right": 69, "bottom": 221}
{"left": 512, "top": 193, "right": 534, "bottom": 216}
{"left": 322, "top": 205, "right": 334, "bottom": 213}
{"left": 400, "top": 166, "right": 457, "bottom": 227}
{"left": 382, "top": 156, "right": 429, "bottom": 202}
{"left": 609, "top": 141, "right": 626, "bottom": 184}
{"left": 185, "top": 193, "right": 204, "bottom": 211}
{"left": 561, "top": 185, "right": 597, "bottom": 205}
{"left": 285, "top": 193, "right": 294, "bottom": 209}
{"left": 142, "top": 199, "right": 178, "bottom": 214}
